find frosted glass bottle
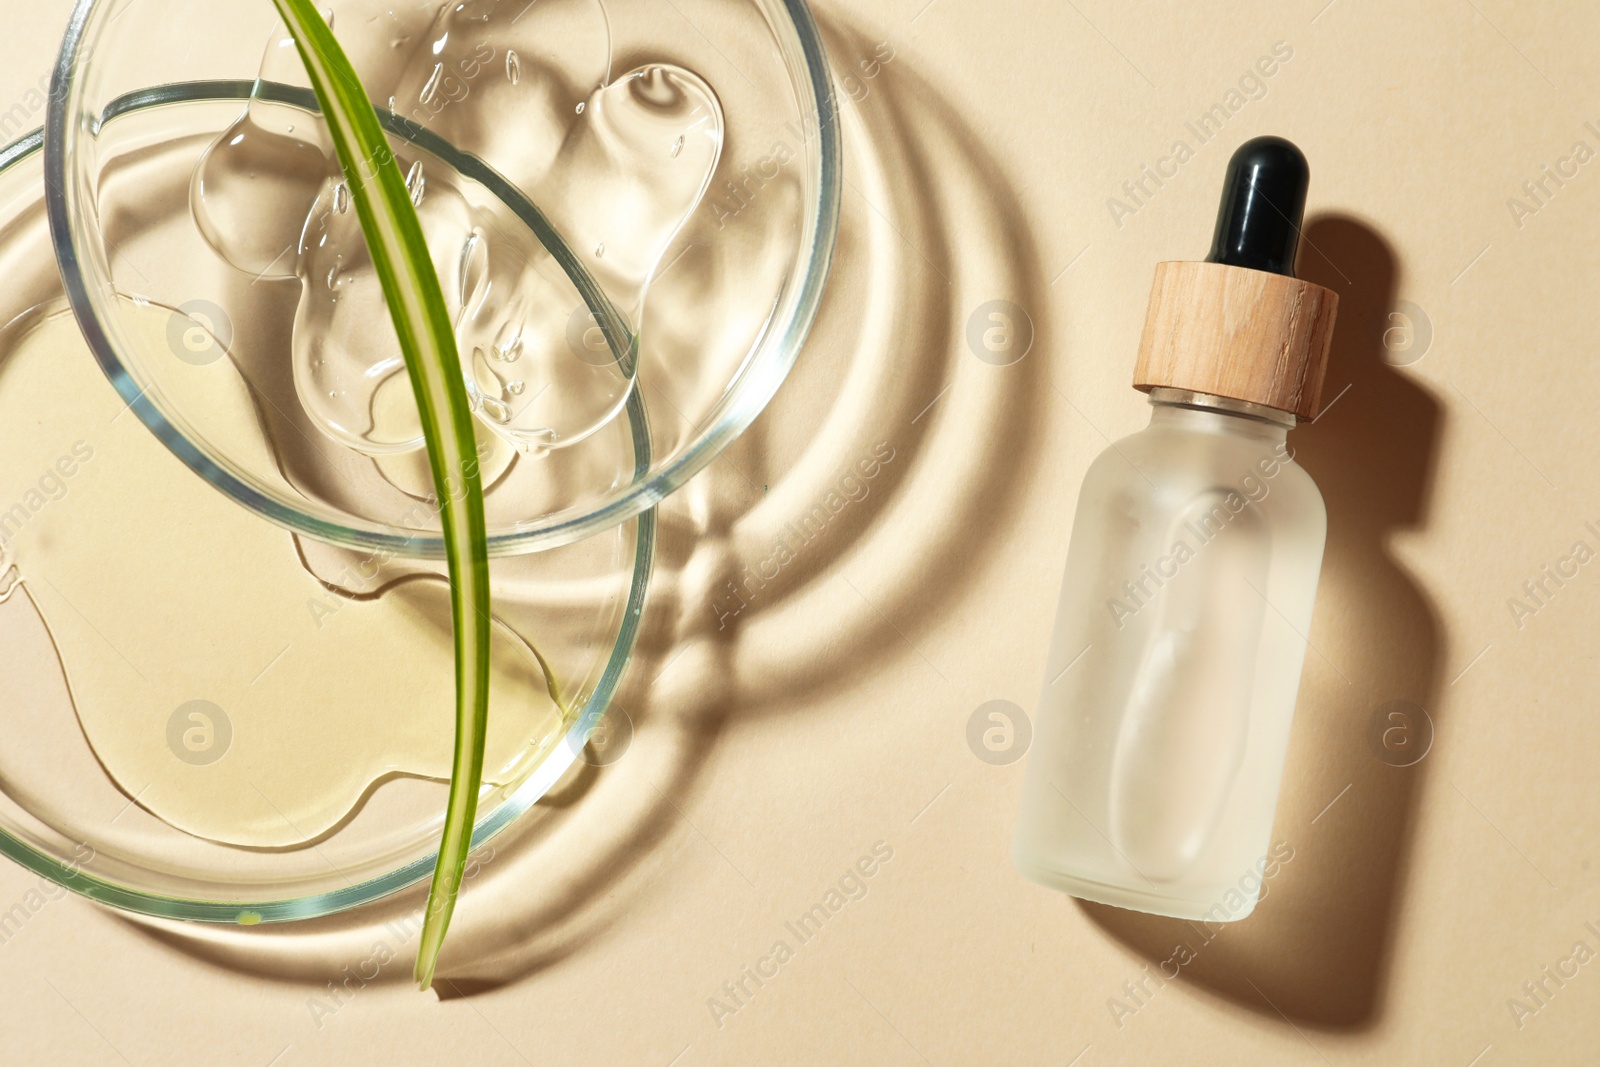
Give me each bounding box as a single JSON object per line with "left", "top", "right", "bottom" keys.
{"left": 1012, "top": 389, "right": 1325, "bottom": 919}
{"left": 1013, "top": 135, "right": 1340, "bottom": 921}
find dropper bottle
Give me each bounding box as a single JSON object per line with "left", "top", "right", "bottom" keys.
{"left": 1013, "top": 136, "right": 1338, "bottom": 920}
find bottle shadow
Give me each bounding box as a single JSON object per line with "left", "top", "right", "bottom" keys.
{"left": 1079, "top": 214, "right": 1447, "bottom": 1030}
{"left": 120, "top": 9, "right": 1053, "bottom": 993}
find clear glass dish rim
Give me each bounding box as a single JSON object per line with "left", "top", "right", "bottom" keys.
{"left": 43, "top": 0, "right": 842, "bottom": 559}
{"left": 0, "top": 117, "right": 656, "bottom": 923}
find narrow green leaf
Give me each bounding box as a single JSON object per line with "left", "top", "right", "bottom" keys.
{"left": 271, "top": 0, "right": 492, "bottom": 989}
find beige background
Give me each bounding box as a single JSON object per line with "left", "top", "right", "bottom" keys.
{"left": 3, "top": 0, "right": 1599, "bottom": 1063}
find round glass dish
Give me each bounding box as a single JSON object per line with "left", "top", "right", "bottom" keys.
{"left": 0, "top": 118, "right": 654, "bottom": 922}
{"left": 46, "top": 0, "right": 840, "bottom": 556}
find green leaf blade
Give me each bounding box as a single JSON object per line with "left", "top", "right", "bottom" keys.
{"left": 271, "top": 0, "right": 492, "bottom": 991}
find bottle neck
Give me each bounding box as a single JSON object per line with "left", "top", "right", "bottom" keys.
{"left": 1145, "top": 387, "right": 1295, "bottom": 442}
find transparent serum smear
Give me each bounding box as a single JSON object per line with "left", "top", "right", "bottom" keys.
{"left": 192, "top": 0, "right": 610, "bottom": 281}
{"left": 192, "top": 0, "right": 724, "bottom": 461}
{"left": 465, "top": 63, "right": 724, "bottom": 451}
{"left": 188, "top": 0, "right": 449, "bottom": 276}
{"left": 1107, "top": 491, "right": 1268, "bottom": 883}
{"left": 292, "top": 65, "right": 723, "bottom": 458}
{"left": 0, "top": 307, "right": 567, "bottom": 848}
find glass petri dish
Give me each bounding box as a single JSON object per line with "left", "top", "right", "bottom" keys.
{"left": 46, "top": 0, "right": 841, "bottom": 556}
{"left": 0, "top": 122, "right": 654, "bottom": 922}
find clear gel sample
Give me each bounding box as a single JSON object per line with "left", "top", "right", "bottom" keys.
{"left": 190, "top": 0, "right": 722, "bottom": 459}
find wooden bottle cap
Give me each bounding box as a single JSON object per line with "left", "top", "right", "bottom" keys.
{"left": 1132, "top": 260, "right": 1338, "bottom": 421}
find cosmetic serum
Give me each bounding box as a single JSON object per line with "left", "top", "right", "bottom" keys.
{"left": 1013, "top": 137, "right": 1339, "bottom": 921}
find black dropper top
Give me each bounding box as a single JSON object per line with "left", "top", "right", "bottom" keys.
{"left": 1205, "top": 136, "right": 1308, "bottom": 277}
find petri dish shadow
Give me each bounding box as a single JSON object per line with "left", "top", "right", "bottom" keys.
{"left": 126, "top": 8, "right": 1053, "bottom": 992}
{"left": 1079, "top": 214, "right": 1447, "bottom": 1030}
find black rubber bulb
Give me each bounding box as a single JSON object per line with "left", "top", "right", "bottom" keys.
{"left": 1205, "top": 136, "right": 1309, "bottom": 278}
